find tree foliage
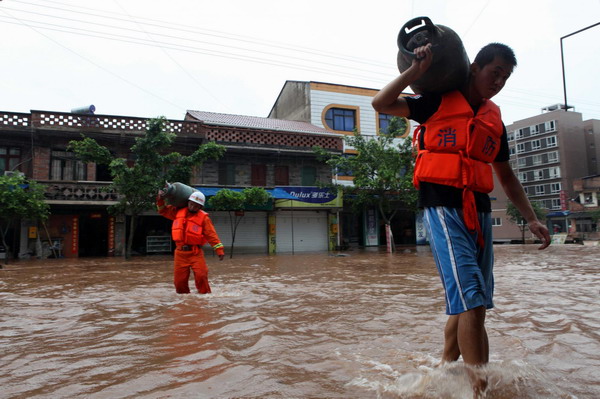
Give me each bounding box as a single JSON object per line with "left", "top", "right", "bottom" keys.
{"left": 506, "top": 201, "right": 547, "bottom": 243}
{"left": 314, "top": 117, "right": 417, "bottom": 250}
{"left": 68, "top": 116, "right": 225, "bottom": 258}
{"left": 0, "top": 174, "right": 50, "bottom": 265}
{"left": 208, "top": 187, "right": 271, "bottom": 258}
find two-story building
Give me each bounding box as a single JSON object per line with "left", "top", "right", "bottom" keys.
{"left": 0, "top": 109, "right": 343, "bottom": 260}
{"left": 269, "top": 81, "right": 416, "bottom": 248}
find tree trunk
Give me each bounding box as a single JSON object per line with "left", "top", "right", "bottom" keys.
{"left": 1, "top": 224, "right": 10, "bottom": 266}
{"left": 125, "top": 214, "right": 137, "bottom": 260}
{"left": 385, "top": 223, "right": 395, "bottom": 253}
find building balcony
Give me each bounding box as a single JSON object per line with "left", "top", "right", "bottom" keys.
{"left": 40, "top": 180, "right": 119, "bottom": 205}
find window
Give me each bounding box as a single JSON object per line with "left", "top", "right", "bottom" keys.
{"left": 549, "top": 167, "right": 561, "bottom": 178}
{"left": 532, "top": 139, "right": 541, "bottom": 150}
{"left": 519, "top": 172, "right": 527, "bottom": 182}
{"left": 551, "top": 198, "right": 561, "bottom": 209}
{"left": 251, "top": 164, "right": 267, "bottom": 186}
{"left": 530, "top": 125, "right": 540, "bottom": 135}
{"left": 545, "top": 120, "right": 556, "bottom": 132}
{"left": 551, "top": 182, "right": 562, "bottom": 193}
{"left": 534, "top": 169, "right": 543, "bottom": 181}
{"left": 515, "top": 129, "right": 524, "bottom": 139}
{"left": 509, "top": 146, "right": 516, "bottom": 156}
{"left": 324, "top": 107, "right": 356, "bottom": 132}
{"left": 301, "top": 166, "right": 317, "bottom": 186}
{"left": 583, "top": 192, "right": 594, "bottom": 204}
{"left": 0, "top": 146, "right": 21, "bottom": 174}
{"left": 507, "top": 132, "right": 514, "bottom": 142}
{"left": 50, "top": 150, "right": 86, "bottom": 181}
{"left": 378, "top": 114, "right": 409, "bottom": 138}
{"left": 532, "top": 154, "right": 542, "bottom": 165}
{"left": 535, "top": 185, "right": 545, "bottom": 195}
{"left": 274, "top": 165, "right": 289, "bottom": 186}
{"left": 218, "top": 163, "right": 236, "bottom": 185}
{"left": 546, "top": 136, "right": 557, "bottom": 147}
{"left": 516, "top": 143, "right": 525, "bottom": 154}
{"left": 547, "top": 151, "right": 559, "bottom": 163}
{"left": 518, "top": 157, "right": 527, "bottom": 167}
{"left": 491, "top": 217, "right": 502, "bottom": 226}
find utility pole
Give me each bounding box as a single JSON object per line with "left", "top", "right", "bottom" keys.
{"left": 560, "top": 22, "right": 600, "bottom": 111}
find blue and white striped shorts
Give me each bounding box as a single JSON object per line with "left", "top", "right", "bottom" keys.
{"left": 423, "top": 207, "right": 494, "bottom": 315}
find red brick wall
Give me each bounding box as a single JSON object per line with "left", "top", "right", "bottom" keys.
{"left": 32, "top": 147, "right": 50, "bottom": 180}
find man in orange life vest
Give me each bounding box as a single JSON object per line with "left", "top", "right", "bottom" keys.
{"left": 373, "top": 43, "right": 551, "bottom": 393}
{"left": 157, "top": 189, "right": 225, "bottom": 294}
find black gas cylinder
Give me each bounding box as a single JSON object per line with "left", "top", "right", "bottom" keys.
{"left": 397, "top": 17, "right": 470, "bottom": 95}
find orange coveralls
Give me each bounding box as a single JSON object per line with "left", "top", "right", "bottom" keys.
{"left": 157, "top": 197, "right": 225, "bottom": 294}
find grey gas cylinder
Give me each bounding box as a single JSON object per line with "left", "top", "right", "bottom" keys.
{"left": 163, "top": 182, "right": 197, "bottom": 208}
{"left": 397, "top": 17, "right": 470, "bottom": 95}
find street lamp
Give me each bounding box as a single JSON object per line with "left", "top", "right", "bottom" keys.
{"left": 560, "top": 22, "right": 600, "bottom": 111}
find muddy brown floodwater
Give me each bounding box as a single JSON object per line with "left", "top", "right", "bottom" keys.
{"left": 1, "top": 244, "right": 599, "bottom": 399}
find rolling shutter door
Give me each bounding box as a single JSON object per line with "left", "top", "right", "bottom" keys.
{"left": 276, "top": 210, "right": 328, "bottom": 252}
{"left": 209, "top": 211, "right": 267, "bottom": 253}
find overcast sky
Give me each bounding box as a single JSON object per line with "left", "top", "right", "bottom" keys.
{"left": 1, "top": 0, "right": 599, "bottom": 125}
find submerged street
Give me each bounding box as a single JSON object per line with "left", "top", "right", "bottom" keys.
{"left": 1, "top": 245, "right": 598, "bottom": 398}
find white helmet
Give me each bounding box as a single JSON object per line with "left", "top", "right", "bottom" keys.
{"left": 188, "top": 191, "right": 205, "bottom": 206}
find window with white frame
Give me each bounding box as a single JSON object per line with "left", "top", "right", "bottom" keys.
{"left": 530, "top": 124, "right": 540, "bottom": 135}
{"left": 534, "top": 169, "right": 544, "bottom": 181}
{"left": 532, "top": 139, "right": 541, "bottom": 150}
{"left": 515, "top": 128, "right": 524, "bottom": 139}
{"left": 491, "top": 217, "right": 502, "bottom": 226}
{"left": 519, "top": 172, "right": 527, "bottom": 182}
{"left": 546, "top": 136, "right": 557, "bottom": 147}
{"left": 535, "top": 185, "right": 545, "bottom": 195}
{"left": 518, "top": 157, "right": 527, "bottom": 167}
{"left": 509, "top": 146, "right": 516, "bottom": 156}
{"left": 545, "top": 120, "right": 556, "bottom": 132}
{"left": 582, "top": 192, "right": 595, "bottom": 205}
{"left": 532, "top": 154, "right": 542, "bottom": 165}
{"left": 551, "top": 182, "right": 561, "bottom": 193}
{"left": 551, "top": 198, "right": 561, "bottom": 209}
{"left": 507, "top": 132, "right": 514, "bottom": 141}
{"left": 549, "top": 167, "right": 561, "bottom": 178}
{"left": 547, "top": 151, "right": 559, "bottom": 163}
{"left": 517, "top": 143, "right": 525, "bottom": 153}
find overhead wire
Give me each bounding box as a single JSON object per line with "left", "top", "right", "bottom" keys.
{"left": 0, "top": 7, "right": 187, "bottom": 113}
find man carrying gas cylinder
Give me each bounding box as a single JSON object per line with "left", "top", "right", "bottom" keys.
{"left": 157, "top": 189, "right": 225, "bottom": 294}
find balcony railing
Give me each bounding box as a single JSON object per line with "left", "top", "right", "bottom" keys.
{"left": 40, "top": 181, "right": 119, "bottom": 203}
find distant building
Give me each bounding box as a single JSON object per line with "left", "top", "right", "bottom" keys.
{"left": 491, "top": 105, "right": 600, "bottom": 242}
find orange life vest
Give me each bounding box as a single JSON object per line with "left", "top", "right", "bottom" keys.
{"left": 171, "top": 208, "right": 208, "bottom": 246}
{"left": 413, "top": 90, "right": 503, "bottom": 247}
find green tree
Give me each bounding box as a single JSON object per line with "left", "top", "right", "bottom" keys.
{"left": 68, "top": 117, "right": 225, "bottom": 259}
{"left": 207, "top": 187, "right": 271, "bottom": 258}
{"left": 506, "top": 201, "right": 547, "bottom": 243}
{"left": 315, "top": 117, "right": 417, "bottom": 252}
{"left": 0, "top": 174, "right": 50, "bottom": 266}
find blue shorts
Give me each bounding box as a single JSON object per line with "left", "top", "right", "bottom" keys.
{"left": 423, "top": 207, "right": 494, "bottom": 315}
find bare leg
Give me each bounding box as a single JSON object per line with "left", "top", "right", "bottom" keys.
{"left": 442, "top": 315, "right": 461, "bottom": 363}
{"left": 457, "top": 306, "right": 488, "bottom": 398}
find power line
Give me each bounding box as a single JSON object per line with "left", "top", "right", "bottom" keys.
{"left": 0, "top": 8, "right": 187, "bottom": 113}
{"left": 10, "top": 0, "right": 391, "bottom": 70}
{"left": 0, "top": 15, "right": 391, "bottom": 85}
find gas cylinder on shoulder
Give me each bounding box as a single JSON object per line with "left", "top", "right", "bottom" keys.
{"left": 162, "top": 182, "right": 196, "bottom": 208}
{"left": 397, "top": 16, "right": 470, "bottom": 95}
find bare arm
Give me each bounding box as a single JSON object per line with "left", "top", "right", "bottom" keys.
{"left": 493, "top": 161, "right": 551, "bottom": 249}
{"left": 371, "top": 44, "right": 433, "bottom": 117}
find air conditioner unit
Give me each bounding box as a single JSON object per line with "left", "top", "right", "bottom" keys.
{"left": 3, "top": 171, "right": 25, "bottom": 177}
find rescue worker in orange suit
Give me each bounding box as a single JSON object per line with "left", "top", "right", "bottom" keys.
{"left": 372, "top": 43, "right": 551, "bottom": 396}
{"left": 157, "top": 189, "right": 225, "bottom": 294}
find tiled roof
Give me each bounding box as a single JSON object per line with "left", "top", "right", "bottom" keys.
{"left": 186, "top": 110, "right": 331, "bottom": 135}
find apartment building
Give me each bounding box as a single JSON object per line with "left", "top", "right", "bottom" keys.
{"left": 491, "top": 105, "right": 600, "bottom": 241}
